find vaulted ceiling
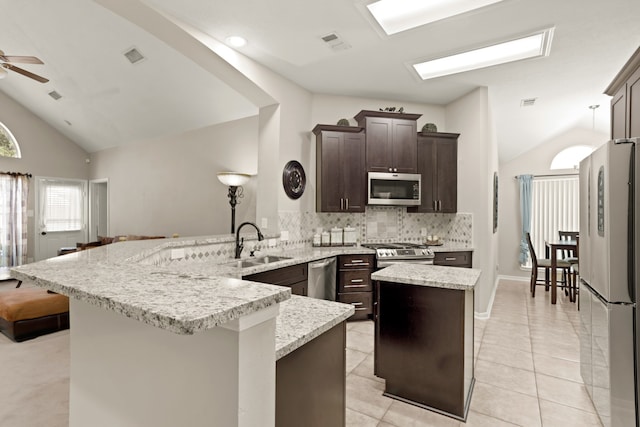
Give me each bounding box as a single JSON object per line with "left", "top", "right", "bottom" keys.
{"left": 1, "top": 0, "right": 639, "bottom": 161}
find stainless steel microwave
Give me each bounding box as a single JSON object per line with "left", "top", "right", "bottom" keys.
{"left": 367, "top": 172, "right": 421, "bottom": 206}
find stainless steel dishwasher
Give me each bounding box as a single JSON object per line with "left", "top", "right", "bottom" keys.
{"left": 308, "top": 257, "right": 337, "bottom": 301}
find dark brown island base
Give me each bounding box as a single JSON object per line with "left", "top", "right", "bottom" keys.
{"left": 372, "top": 263, "right": 480, "bottom": 421}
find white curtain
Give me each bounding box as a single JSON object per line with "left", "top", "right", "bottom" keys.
{"left": 526, "top": 176, "right": 579, "bottom": 265}
{"left": 0, "top": 174, "right": 30, "bottom": 267}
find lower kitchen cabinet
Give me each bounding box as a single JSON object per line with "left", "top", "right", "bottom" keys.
{"left": 336, "top": 254, "right": 374, "bottom": 320}
{"left": 276, "top": 322, "right": 346, "bottom": 427}
{"left": 433, "top": 251, "right": 472, "bottom": 268}
{"left": 243, "top": 263, "right": 308, "bottom": 296}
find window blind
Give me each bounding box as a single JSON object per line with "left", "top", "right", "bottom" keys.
{"left": 524, "top": 176, "right": 579, "bottom": 266}
{"left": 41, "top": 180, "right": 84, "bottom": 232}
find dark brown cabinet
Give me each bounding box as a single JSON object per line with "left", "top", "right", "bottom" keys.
{"left": 336, "top": 254, "right": 374, "bottom": 320}
{"left": 313, "top": 125, "right": 366, "bottom": 212}
{"left": 243, "top": 263, "right": 308, "bottom": 296}
{"left": 606, "top": 47, "right": 640, "bottom": 139}
{"left": 409, "top": 132, "right": 459, "bottom": 213}
{"left": 354, "top": 110, "right": 421, "bottom": 173}
{"left": 433, "top": 251, "right": 473, "bottom": 268}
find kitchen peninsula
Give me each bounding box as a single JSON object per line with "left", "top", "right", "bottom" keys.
{"left": 10, "top": 236, "right": 371, "bottom": 427}
{"left": 372, "top": 263, "right": 480, "bottom": 421}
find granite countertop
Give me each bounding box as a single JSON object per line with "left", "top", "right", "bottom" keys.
{"left": 371, "top": 263, "right": 481, "bottom": 291}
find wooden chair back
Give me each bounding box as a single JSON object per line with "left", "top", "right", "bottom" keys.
{"left": 558, "top": 231, "right": 579, "bottom": 259}
{"left": 525, "top": 232, "right": 538, "bottom": 268}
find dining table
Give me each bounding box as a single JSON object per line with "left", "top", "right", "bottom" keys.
{"left": 544, "top": 239, "right": 578, "bottom": 304}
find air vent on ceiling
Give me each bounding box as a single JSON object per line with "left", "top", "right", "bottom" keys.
{"left": 520, "top": 98, "right": 537, "bottom": 107}
{"left": 123, "top": 47, "right": 145, "bottom": 64}
{"left": 320, "top": 32, "right": 351, "bottom": 51}
{"left": 48, "top": 90, "right": 62, "bottom": 100}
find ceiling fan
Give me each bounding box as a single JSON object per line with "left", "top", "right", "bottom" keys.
{"left": 0, "top": 50, "right": 49, "bottom": 83}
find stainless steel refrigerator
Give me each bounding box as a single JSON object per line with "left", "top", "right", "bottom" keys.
{"left": 580, "top": 138, "right": 639, "bottom": 427}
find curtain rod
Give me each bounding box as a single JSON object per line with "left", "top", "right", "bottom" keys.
{"left": 514, "top": 173, "right": 578, "bottom": 179}
{"left": 1, "top": 171, "right": 32, "bottom": 178}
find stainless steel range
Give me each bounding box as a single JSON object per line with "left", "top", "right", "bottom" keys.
{"left": 362, "top": 242, "right": 434, "bottom": 268}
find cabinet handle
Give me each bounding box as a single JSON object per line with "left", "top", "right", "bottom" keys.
{"left": 345, "top": 198, "right": 349, "bottom": 210}
{"left": 438, "top": 200, "right": 442, "bottom": 211}
{"left": 445, "top": 257, "right": 456, "bottom": 261}
{"left": 351, "top": 302, "right": 364, "bottom": 306}
{"left": 341, "top": 198, "right": 344, "bottom": 210}
{"left": 388, "top": 167, "right": 392, "bottom": 172}
{"left": 345, "top": 284, "right": 367, "bottom": 288}
{"left": 350, "top": 279, "right": 364, "bottom": 283}
{"left": 394, "top": 168, "right": 398, "bottom": 172}
{"left": 433, "top": 200, "right": 437, "bottom": 210}
{"left": 344, "top": 263, "right": 370, "bottom": 267}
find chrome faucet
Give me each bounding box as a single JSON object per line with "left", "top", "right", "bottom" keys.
{"left": 235, "top": 222, "right": 264, "bottom": 259}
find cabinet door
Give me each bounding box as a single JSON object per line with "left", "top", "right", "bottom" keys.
{"left": 392, "top": 119, "right": 417, "bottom": 173}
{"left": 365, "top": 117, "right": 393, "bottom": 172}
{"left": 342, "top": 133, "right": 366, "bottom": 212}
{"left": 611, "top": 85, "right": 627, "bottom": 140}
{"left": 317, "top": 132, "right": 344, "bottom": 212}
{"left": 628, "top": 67, "right": 640, "bottom": 138}
{"left": 435, "top": 139, "right": 457, "bottom": 213}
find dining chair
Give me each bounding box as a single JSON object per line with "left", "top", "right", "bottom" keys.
{"left": 558, "top": 231, "right": 579, "bottom": 301}
{"left": 525, "top": 232, "right": 572, "bottom": 299}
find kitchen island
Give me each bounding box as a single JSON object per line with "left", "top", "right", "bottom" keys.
{"left": 372, "top": 263, "right": 480, "bottom": 421}
{"left": 10, "top": 238, "right": 367, "bottom": 427}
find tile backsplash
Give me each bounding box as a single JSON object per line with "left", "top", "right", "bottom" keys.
{"left": 278, "top": 207, "right": 472, "bottom": 249}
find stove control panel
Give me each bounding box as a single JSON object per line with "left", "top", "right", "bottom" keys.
{"left": 376, "top": 248, "right": 434, "bottom": 259}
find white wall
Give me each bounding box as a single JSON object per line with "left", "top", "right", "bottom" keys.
{"left": 0, "top": 91, "right": 90, "bottom": 261}
{"left": 498, "top": 127, "right": 608, "bottom": 279}
{"left": 89, "top": 116, "right": 259, "bottom": 238}
{"left": 446, "top": 87, "right": 499, "bottom": 316}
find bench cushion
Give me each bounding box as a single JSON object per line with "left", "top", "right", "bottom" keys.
{"left": 0, "top": 288, "right": 69, "bottom": 322}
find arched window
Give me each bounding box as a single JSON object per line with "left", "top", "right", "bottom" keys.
{"left": 0, "top": 122, "right": 21, "bottom": 158}
{"left": 550, "top": 145, "right": 593, "bottom": 170}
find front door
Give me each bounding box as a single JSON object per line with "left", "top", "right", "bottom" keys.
{"left": 35, "top": 177, "right": 88, "bottom": 261}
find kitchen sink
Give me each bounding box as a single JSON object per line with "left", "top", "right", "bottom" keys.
{"left": 223, "top": 255, "right": 292, "bottom": 268}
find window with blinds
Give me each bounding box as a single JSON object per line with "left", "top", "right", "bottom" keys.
{"left": 40, "top": 180, "right": 84, "bottom": 232}
{"left": 524, "top": 175, "right": 579, "bottom": 267}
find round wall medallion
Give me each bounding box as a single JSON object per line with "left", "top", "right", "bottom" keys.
{"left": 282, "top": 160, "right": 306, "bottom": 200}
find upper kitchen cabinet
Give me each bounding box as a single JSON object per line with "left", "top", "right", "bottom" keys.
{"left": 313, "top": 125, "right": 366, "bottom": 212}
{"left": 354, "top": 110, "right": 421, "bottom": 173}
{"left": 409, "top": 132, "right": 459, "bottom": 213}
{"left": 606, "top": 47, "right": 640, "bottom": 140}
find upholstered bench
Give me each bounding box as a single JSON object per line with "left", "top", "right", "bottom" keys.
{"left": 0, "top": 288, "right": 69, "bottom": 342}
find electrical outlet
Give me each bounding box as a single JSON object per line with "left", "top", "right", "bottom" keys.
{"left": 171, "top": 248, "right": 185, "bottom": 260}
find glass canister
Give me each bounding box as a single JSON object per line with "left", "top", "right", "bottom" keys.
{"left": 321, "top": 231, "right": 331, "bottom": 247}
{"left": 343, "top": 227, "right": 356, "bottom": 246}
{"left": 330, "top": 227, "right": 343, "bottom": 246}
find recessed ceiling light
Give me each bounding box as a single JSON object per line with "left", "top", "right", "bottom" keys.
{"left": 412, "top": 28, "right": 554, "bottom": 80}
{"left": 226, "top": 36, "right": 247, "bottom": 48}
{"left": 366, "top": 0, "right": 506, "bottom": 35}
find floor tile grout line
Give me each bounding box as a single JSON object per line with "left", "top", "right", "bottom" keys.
{"left": 525, "top": 282, "right": 546, "bottom": 427}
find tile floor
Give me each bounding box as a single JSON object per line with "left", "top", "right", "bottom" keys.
{"left": 344, "top": 279, "right": 603, "bottom": 426}
{"left": 0, "top": 278, "right": 602, "bottom": 426}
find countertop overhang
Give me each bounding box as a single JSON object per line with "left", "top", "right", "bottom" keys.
{"left": 371, "top": 263, "right": 480, "bottom": 290}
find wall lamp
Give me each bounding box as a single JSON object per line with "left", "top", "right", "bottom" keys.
{"left": 217, "top": 172, "right": 251, "bottom": 233}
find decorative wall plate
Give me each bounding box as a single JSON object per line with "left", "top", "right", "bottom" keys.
{"left": 282, "top": 160, "right": 306, "bottom": 199}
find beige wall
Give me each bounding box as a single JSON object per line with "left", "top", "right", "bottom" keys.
{"left": 498, "top": 127, "right": 608, "bottom": 279}
{"left": 89, "top": 116, "right": 259, "bottom": 238}
{"left": 0, "top": 91, "right": 90, "bottom": 262}
{"left": 446, "top": 87, "right": 499, "bottom": 316}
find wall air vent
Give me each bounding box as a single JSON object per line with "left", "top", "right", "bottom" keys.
{"left": 123, "top": 47, "right": 145, "bottom": 64}
{"left": 320, "top": 32, "right": 351, "bottom": 51}
{"left": 520, "top": 98, "right": 537, "bottom": 107}
{"left": 48, "top": 90, "right": 62, "bottom": 100}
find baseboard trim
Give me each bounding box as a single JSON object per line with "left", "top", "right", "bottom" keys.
{"left": 474, "top": 276, "right": 500, "bottom": 320}
{"left": 497, "top": 275, "right": 529, "bottom": 283}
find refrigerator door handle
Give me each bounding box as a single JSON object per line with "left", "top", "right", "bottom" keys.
{"left": 627, "top": 143, "right": 635, "bottom": 301}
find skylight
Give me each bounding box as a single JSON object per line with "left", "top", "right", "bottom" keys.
{"left": 366, "top": 0, "right": 506, "bottom": 35}
{"left": 412, "top": 28, "right": 554, "bottom": 80}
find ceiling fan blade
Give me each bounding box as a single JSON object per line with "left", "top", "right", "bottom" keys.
{"left": 3, "top": 64, "right": 49, "bottom": 83}
{"left": 0, "top": 55, "right": 44, "bottom": 64}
